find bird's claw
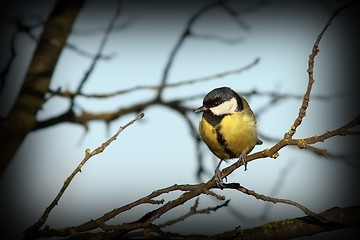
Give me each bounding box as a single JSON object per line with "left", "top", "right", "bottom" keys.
{"left": 215, "top": 165, "right": 229, "bottom": 189}
{"left": 239, "top": 152, "right": 248, "bottom": 171}
{"left": 215, "top": 168, "right": 226, "bottom": 189}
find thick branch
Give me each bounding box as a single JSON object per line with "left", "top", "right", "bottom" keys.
{"left": 0, "top": 0, "right": 85, "bottom": 175}
{"left": 218, "top": 206, "right": 360, "bottom": 240}
{"left": 35, "top": 206, "right": 360, "bottom": 239}
{"left": 131, "top": 206, "right": 360, "bottom": 239}
{"left": 34, "top": 100, "right": 156, "bottom": 130}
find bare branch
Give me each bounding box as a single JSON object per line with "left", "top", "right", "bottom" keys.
{"left": 48, "top": 57, "right": 259, "bottom": 99}
{"left": 191, "top": 32, "right": 244, "bottom": 44}
{"left": 0, "top": 0, "right": 85, "bottom": 176}
{"left": 285, "top": 1, "right": 355, "bottom": 139}
{"left": 216, "top": 206, "right": 360, "bottom": 240}
{"left": 34, "top": 99, "right": 155, "bottom": 130}
{"left": 219, "top": 0, "right": 250, "bottom": 30}
{"left": 156, "top": 1, "right": 223, "bottom": 100}
{"left": 259, "top": 160, "right": 294, "bottom": 219}
{"left": 157, "top": 198, "right": 230, "bottom": 228}
{"left": 70, "top": 0, "right": 122, "bottom": 108}
{"left": 235, "top": 185, "right": 321, "bottom": 220}
{"left": 65, "top": 42, "right": 117, "bottom": 59}
{"left": 71, "top": 21, "right": 130, "bottom": 35}
{"left": 35, "top": 206, "right": 360, "bottom": 239}
{"left": 24, "top": 113, "right": 144, "bottom": 238}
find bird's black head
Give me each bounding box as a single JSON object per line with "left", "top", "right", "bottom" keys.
{"left": 204, "top": 87, "right": 238, "bottom": 108}
{"left": 205, "top": 87, "right": 243, "bottom": 110}
{"left": 195, "top": 87, "right": 244, "bottom": 126}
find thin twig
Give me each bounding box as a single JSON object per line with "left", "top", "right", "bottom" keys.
{"left": 285, "top": 2, "right": 355, "bottom": 139}
{"left": 157, "top": 198, "right": 230, "bottom": 228}
{"left": 191, "top": 32, "right": 243, "bottom": 44}
{"left": 24, "top": 113, "right": 144, "bottom": 237}
{"left": 260, "top": 160, "right": 295, "bottom": 219}
{"left": 220, "top": 1, "right": 250, "bottom": 30}
{"left": 69, "top": 0, "right": 122, "bottom": 108}
{"left": 156, "top": 1, "right": 223, "bottom": 100}
{"left": 48, "top": 58, "right": 259, "bottom": 99}
{"left": 236, "top": 185, "right": 321, "bottom": 220}
{"left": 66, "top": 42, "right": 117, "bottom": 59}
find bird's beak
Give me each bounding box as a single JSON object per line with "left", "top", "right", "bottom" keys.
{"left": 195, "top": 105, "right": 207, "bottom": 113}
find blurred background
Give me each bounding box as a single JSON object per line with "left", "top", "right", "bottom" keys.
{"left": 0, "top": 0, "right": 359, "bottom": 238}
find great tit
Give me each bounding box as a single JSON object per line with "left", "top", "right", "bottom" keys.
{"left": 195, "top": 87, "right": 262, "bottom": 188}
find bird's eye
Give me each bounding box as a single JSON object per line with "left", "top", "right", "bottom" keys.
{"left": 211, "top": 100, "right": 220, "bottom": 107}
{"left": 204, "top": 98, "right": 221, "bottom": 108}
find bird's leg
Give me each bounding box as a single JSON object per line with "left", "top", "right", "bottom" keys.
{"left": 214, "top": 159, "right": 225, "bottom": 189}
{"left": 239, "top": 152, "right": 248, "bottom": 171}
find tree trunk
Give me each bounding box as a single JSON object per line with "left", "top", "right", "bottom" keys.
{"left": 0, "top": 0, "right": 84, "bottom": 175}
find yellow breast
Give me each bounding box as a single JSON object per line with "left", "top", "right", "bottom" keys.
{"left": 199, "top": 112, "right": 258, "bottom": 160}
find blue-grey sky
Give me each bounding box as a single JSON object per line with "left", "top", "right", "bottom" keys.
{"left": 0, "top": 0, "right": 359, "bottom": 238}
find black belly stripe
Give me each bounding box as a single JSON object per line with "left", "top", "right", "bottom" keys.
{"left": 215, "top": 125, "right": 237, "bottom": 159}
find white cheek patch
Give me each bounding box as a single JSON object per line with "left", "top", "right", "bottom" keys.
{"left": 210, "top": 97, "right": 238, "bottom": 116}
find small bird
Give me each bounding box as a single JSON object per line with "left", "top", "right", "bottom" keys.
{"left": 195, "top": 87, "right": 262, "bottom": 188}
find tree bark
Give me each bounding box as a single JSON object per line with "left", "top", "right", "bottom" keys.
{"left": 0, "top": 0, "right": 84, "bottom": 175}
{"left": 223, "top": 206, "right": 360, "bottom": 240}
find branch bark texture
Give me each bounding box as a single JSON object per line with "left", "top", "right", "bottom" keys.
{"left": 219, "top": 206, "right": 360, "bottom": 240}
{"left": 0, "top": 0, "right": 85, "bottom": 175}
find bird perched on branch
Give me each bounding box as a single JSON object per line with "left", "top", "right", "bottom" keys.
{"left": 195, "top": 87, "right": 262, "bottom": 188}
